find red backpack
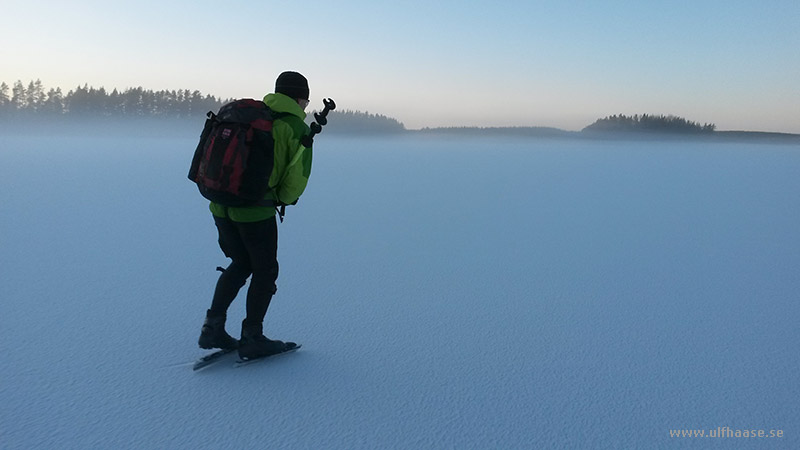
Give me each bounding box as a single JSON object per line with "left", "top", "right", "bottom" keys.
{"left": 188, "top": 99, "right": 279, "bottom": 207}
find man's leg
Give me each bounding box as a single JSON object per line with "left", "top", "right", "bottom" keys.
{"left": 209, "top": 216, "right": 253, "bottom": 315}
{"left": 235, "top": 216, "right": 295, "bottom": 358}
{"left": 235, "top": 216, "right": 279, "bottom": 326}
{"left": 199, "top": 216, "right": 252, "bottom": 349}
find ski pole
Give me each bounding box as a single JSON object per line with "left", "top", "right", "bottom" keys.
{"left": 305, "top": 98, "right": 336, "bottom": 145}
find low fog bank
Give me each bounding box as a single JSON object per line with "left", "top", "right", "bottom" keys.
{"left": 417, "top": 127, "right": 800, "bottom": 145}
{"left": 581, "top": 129, "right": 800, "bottom": 144}
{"left": 0, "top": 116, "right": 201, "bottom": 138}
{"left": 2, "top": 117, "right": 799, "bottom": 146}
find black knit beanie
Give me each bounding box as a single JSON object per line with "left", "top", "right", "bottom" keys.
{"left": 275, "top": 71, "right": 309, "bottom": 101}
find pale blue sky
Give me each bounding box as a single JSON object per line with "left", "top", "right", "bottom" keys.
{"left": 2, "top": 0, "right": 798, "bottom": 132}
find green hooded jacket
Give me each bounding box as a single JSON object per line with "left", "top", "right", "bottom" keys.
{"left": 209, "top": 93, "right": 312, "bottom": 222}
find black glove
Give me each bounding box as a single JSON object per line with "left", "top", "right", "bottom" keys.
{"left": 301, "top": 134, "right": 314, "bottom": 148}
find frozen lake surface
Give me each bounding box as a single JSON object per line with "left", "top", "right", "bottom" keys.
{"left": 2, "top": 131, "right": 798, "bottom": 449}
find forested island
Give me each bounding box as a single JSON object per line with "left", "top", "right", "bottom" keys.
{"left": 2, "top": 79, "right": 798, "bottom": 142}
{"left": 583, "top": 114, "right": 716, "bottom": 133}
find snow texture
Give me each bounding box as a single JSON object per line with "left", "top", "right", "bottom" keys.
{"left": 1, "top": 131, "right": 798, "bottom": 449}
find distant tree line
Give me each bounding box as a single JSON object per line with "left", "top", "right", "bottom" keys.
{"left": 316, "top": 109, "right": 405, "bottom": 134}
{"left": 583, "top": 114, "right": 715, "bottom": 133}
{"left": 0, "top": 79, "right": 228, "bottom": 118}
{"left": 4, "top": 80, "right": 737, "bottom": 138}
{"left": 415, "top": 125, "right": 574, "bottom": 138}
{"left": 0, "top": 79, "right": 407, "bottom": 134}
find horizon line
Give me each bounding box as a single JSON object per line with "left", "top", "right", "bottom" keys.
{"left": 2, "top": 79, "right": 799, "bottom": 136}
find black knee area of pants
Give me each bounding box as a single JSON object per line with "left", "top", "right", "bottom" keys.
{"left": 209, "top": 215, "right": 279, "bottom": 320}
{"left": 222, "top": 261, "right": 251, "bottom": 288}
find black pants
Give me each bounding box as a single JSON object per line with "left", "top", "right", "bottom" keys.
{"left": 209, "top": 215, "right": 279, "bottom": 326}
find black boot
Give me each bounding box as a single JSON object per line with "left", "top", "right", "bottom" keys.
{"left": 238, "top": 320, "right": 296, "bottom": 360}
{"left": 198, "top": 311, "right": 239, "bottom": 350}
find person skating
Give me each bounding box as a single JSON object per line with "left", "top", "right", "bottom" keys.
{"left": 198, "top": 71, "right": 312, "bottom": 360}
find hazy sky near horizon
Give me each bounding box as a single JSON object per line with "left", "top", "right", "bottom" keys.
{"left": 2, "top": 0, "right": 799, "bottom": 132}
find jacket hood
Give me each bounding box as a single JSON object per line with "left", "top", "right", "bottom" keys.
{"left": 263, "top": 93, "right": 307, "bottom": 120}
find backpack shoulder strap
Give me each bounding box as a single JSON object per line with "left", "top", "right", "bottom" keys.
{"left": 269, "top": 111, "right": 290, "bottom": 121}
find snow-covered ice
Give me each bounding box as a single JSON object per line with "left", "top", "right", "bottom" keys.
{"left": 1, "top": 130, "right": 798, "bottom": 449}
